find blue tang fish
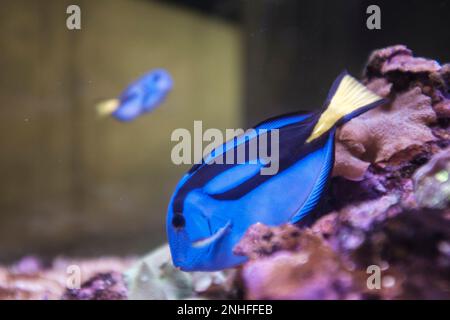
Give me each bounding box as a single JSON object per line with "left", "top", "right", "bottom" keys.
{"left": 96, "top": 69, "right": 173, "bottom": 121}
{"left": 167, "top": 72, "right": 386, "bottom": 271}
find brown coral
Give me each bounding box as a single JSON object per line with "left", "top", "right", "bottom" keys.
{"left": 334, "top": 87, "right": 436, "bottom": 180}
{"left": 434, "top": 99, "right": 450, "bottom": 118}
{"left": 0, "top": 256, "right": 133, "bottom": 300}
{"left": 413, "top": 147, "right": 450, "bottom": 209}
{"left": 63, "top": 272, "right": 127, "bottom": 300}
{"left": 333, "top": 45, "right": 449, "bottom": 181}
{"left": 353, "top": 209, "right": 450, "bottom": 299}
{"left": 366, "top": 44, "right": 444, "bottom": 83}
{"left": 233, "top": 223, "right": 302, "bottom": 259}
{"left": 237, "top": 46, "right": 450, "bottom": 301}
{"left": 313, "top": 195, "right": 399, "bottom": 245}
{"left": 238, "top": 228, "right": 364, "bottom": 300}
{"left": 340, "top": 87, "right": 436, "bottom": 162}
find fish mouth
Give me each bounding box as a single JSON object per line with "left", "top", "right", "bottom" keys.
{"left": 191, "top": 221, "right": 232, "bottom": 248}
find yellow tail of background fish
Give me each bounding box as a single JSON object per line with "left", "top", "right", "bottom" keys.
{"left": 96, "top": 99, "right": 120, "bottom": 117}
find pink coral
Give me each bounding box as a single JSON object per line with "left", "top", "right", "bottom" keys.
{"left": 237, "top": 46, "right": 450, "bottom": 301}
{"left": 334, "top": 87, "right": 436, "bottom": 180}
{"left": 239, "top": 228, "right": 363, "bottom": 300}
{"left": 233, "top": 223, "right": 301, "bottom": 259}
{"left": 333, "top": 45, "right": 448, "bottom": 181}
{"left": 0, "top": 257, "right": 133, "bottom": 300}
{"left": 339, "top": 87, "right": 436, "bottom": 162}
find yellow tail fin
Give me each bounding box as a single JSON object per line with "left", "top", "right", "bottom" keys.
{"left": 306, "top": 74, "right": 383, "bottom": 143}
{"left": 96, "top": 99, "right": 120, "bottom": 117}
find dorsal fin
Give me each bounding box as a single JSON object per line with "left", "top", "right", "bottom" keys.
{"left": 306, "top": 72, "right": 385, "bottom": 143}
{"left": 200, "top": 112, "right": 311, "bottom": 168}
{"left": 254, "top": 112, "right": 311, "bottom": 130}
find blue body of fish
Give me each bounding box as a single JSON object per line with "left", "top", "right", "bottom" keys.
{"left": 113, "top": 69, "right": 172, "bottom": 121}
{"left": 167, "top": 72, "right": 386, "bottom": 271}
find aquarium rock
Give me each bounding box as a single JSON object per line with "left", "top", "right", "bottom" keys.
{"left": 63, "top": 272, "right": 127, "bottom": 300}
{"left": 124, "top": 244, "right": 239, "bottom": 300}
{"left": 333, "top": 45, "right": 449, "bottom": 181}
{"left": 236, "top": 45, "right": 450, "bottom": 300}
{"left": 238, "top": 228, "right": 365, "bottom": 300}
{"left": 1, "top": 45, "right": 449, "bottom": 300}
{"left": 413, "top": 147, "right": 450, "bottom": 209}
{"left": 0, "top": 257, "right": 133, "bottom": 300}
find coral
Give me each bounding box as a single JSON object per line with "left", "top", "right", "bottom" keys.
{"left": 333, "top": 44, "right": 449, "bottom": 181}
{"left": 334, "top": 87, "right": 436, "bottom": 180}
{"left": 0, "top": 256, "right": 133, "bottom": 300}
{"left": 63, "top": 272, "right": 127, "bottom": 300}
{"left": 352, "top": 209, "right": 450, "bottom": 299}
{"left": 434, "top": 99, "right": 450, "bottom": 119}
{"left": 124, "top": 244, "right": 239, "bottom": 300}
{"left": 233, "top": 223, "right": 302, "bottom": 259}
{"left": 313, "top": 195, "right": 400, "bottom": 250}
{"left": 365, "top": 45, "right": 448, "bottom": 95}
{"left": 236, "top": 176, "right": 450, "bottom": 299}
{"left": 365, "top": 78, "right": 392, "bottom": 97}
{"left": 0, "top": 249, "right": 239, "bottom": 300}
{"left": 238, "top": 229, "right": 365, "bottom": 299}
{"left": 413, "top": 147, "right": 450, "bottom": 209}
{"left": 236, "top": 46, "right": 450, "bottom": 300}
{"left": 332, "top": 143, "right": 371, "bottom": 181}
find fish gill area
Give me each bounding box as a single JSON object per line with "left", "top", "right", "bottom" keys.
{"left": 1, "top": 45, "right": 449, "bottom": 300}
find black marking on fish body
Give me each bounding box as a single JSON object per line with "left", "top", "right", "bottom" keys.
{"left": 171, "top": 113, "right": 323, "bottom": 213}
{"left": 253, "top": 110, "right": 312, "bottom": 128}
{"left": 211, "top": 122, "right": 330, "bottom": 200}
{"left": 172, "top": 212, "right": 186, "bottom": 229}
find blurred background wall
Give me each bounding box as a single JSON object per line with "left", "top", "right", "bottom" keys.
{"left": 0, "top": 0, "right": 242, "bottom": 261}
{"left": 0, "top": 0, "right": 448, "bottom": 261}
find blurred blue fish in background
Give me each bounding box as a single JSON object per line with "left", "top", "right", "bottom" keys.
{"left": 96, "top": 69, "right": 173, "bottom": 121}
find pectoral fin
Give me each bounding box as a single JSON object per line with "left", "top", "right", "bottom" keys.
{"left": 192, "top": 221, "right": 232, "bottom": 248}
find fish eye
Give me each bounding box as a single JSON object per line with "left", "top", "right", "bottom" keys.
{"left": 172, "top": 213, "right": 185, "bottom": 229}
